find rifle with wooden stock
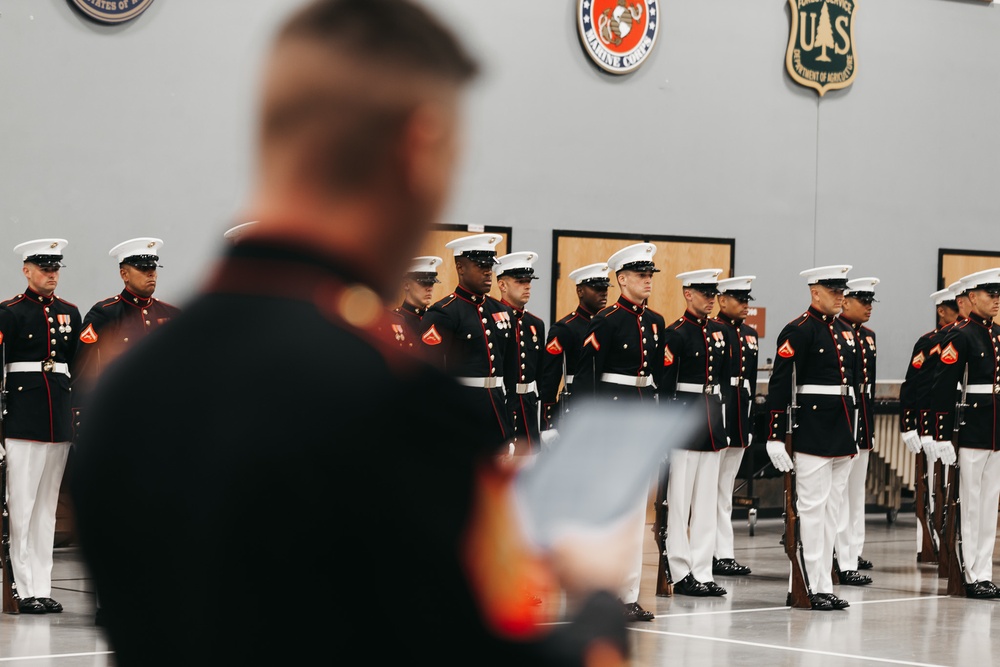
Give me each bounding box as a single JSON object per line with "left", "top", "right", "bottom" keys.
{"left": 1, "top": 341, "right": 19, "bottom": 613}
{"left": 783, "top": 363, "right": 812, "bottom": 608}
{"left": 914, "top": 446, "right": 939, "bottom": 564}
{"left": 943, "top": 364, "right": 969, "bottom": 596}
{"left": 653, "top": 454, "right": 672, "bottom": 596}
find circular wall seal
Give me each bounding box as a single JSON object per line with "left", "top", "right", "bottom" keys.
{"left": 577, "top": 0, "right": 660, "bottom": 75}
{"left": 68, "top": 0, "right": 155, "bottom": 25}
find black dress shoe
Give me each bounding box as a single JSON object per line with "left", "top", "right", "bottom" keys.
{"left": 787, "top": 592, "right": 833, "bottom": 610}
{"left": 817, "top": 592, "right": 850, "bottom": 609}
{"left": 838, "top": 570, "right": 872, "bottom": 586}
{"left": 857, "top": 557, "right": 873, "bottom": 570}
{"left": 622, "top": 601, "right": 654, "bottom": 621}
{"left": 35, "top": 597, "right": 63, "bottom": 613}
{"left": 966, "top": 581, "right": 995, "bottom": 599}
{"left": 980, "top": 581, "right": 1000, "bottom": 597}
{"left": 17, "top": 597, "right": 46, "bottom": 614}
{"left": 703, "top": 581, "right": 727, "bottom": 596}
{"left": 674, "top": 573, "right": 711, "bottom": 597}
{"left": 713, "top": 557, "right": 752, "bottom": 576}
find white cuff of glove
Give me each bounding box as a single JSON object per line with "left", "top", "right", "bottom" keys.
{"left": 766, "top": 440, "right": 794, "bottom": 472}
{"left": 540, "top": 429, "right": 559, "bottom": 446}
{"left": 936, "top": 441, "right": 957, "bottom": 466}
{"left": 919, "top": 435, "right": 938, "bottom": 462}
{"left": 901, "top": 429, "right": 922, "bottom": 455}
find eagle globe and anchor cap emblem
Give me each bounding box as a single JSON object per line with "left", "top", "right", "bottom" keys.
{"left": 578, "top": 0, "right": 660, "bottom": 75}
{"left": 785, "top": 0, "right": 857, "bottom": 96}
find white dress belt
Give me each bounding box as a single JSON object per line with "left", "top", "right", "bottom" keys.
{"left": 797, "top": 384, "right": 854, "bottom": 399}
{"left": 729, "top": 377, "right": 752, "bottom": 392}
{"left": 5, "top": 361, "right": 71, "bottom": 377}
{"left": 515, "top": 380, "right": 538, "bottom": 395}
{"left": 601, "top": 373, "right": 654, "bottom": 388}
{"left": 565, "top": 375, "right": 574, "bottom": 385}
{"left": 966, "top": 384, "right": 1000, "bottom": 395}
{"left": 677, "top": 382, "right": 722, "bottom": 396}
{"left": 456, "top": 376, "right": 504, "bottom": 390}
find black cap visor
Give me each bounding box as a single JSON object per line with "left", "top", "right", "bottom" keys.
{"left": 618, "top": 261, "right": 659, "bottom": 273}
{"left": 721, "top": 289, "right": 754, "bottom": 302}
{"left": 971, "top": 283, "right": 1000, "bottom": 297}
{"left": 409, "top": 272, "right": 440, "bottom": 285}
{"left": 25, "top": 254, "right": 64, "bottom": 270}
{"left": 122, "top": 255, "right": 161, "bottom": 270}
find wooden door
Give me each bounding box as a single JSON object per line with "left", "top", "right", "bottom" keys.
{"left": 939, "top": 248, "right": 1000, "bottom": 324}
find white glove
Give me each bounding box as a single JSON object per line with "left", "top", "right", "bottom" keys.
{"left": 766, "top": 440, "right": 794, "bottom": 472}
{"left": 935, "top": 441, "right": 957, "bottom": 466}
{"left": 540, "top": 429, "right": 559, "bottom": 449}
{"left": 747, "top": 433, "right": 753, "bottom": 446}
{"left": 920, "top": 435, "right": 938, "bottom": 462}
{"left": 901, "top": 429, "right": 922, "bottom": 455}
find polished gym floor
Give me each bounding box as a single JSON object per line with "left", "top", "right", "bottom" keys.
{"left": 0, "top": 512, "right": 996, "bottom": 666}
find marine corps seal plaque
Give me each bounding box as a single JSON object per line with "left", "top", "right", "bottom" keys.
{"left": 578, "top": 0, "right": 660, "bottom": 75}
{"left": 785, "top": 0, "right": 857, "bottom": 96}
{"left": 68, "top": 0, "right": 154, "bottom": 25}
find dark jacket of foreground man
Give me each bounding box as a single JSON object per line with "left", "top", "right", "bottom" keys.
{"left": 70, "top": 241, "right": 626, "bottom": 666}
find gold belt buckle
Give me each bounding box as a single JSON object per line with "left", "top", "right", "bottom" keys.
{"left": 42, "top": 359, "right": 55, "bottom": 373}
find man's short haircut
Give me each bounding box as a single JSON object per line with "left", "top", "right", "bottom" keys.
{"left": 278, "top": 0, "right": 479, "bottom": 83}
{"left": 264, "top": 0, "right": 479, "bottom": 191}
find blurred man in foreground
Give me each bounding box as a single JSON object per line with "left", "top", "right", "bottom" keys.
{"left": 69, "top": 1, "right": 628, "bottom": 665}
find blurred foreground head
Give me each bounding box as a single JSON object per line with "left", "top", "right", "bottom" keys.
{"left": 252, "top": 0, "right": 478, "bottom": 295}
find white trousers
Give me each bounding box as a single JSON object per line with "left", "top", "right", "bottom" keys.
{"left": 5, "top": 439, "right": 71, "bottom": 599}
{"left": 667, "top": 449, "right": 721, "bottom": 583}
{"left": 793, "top": 452, "right": 853, "bottom": 595}
{"left": 619, "top": 495, "right": 648, "bottom": 604}
{"left": 957, "top": 448, "right": 1000, "bottom": 584}
{"left": 714, "top": 446, "right": 745, "bottom": 560}
{"left": 835, "top": 449, "right": 869, "bottom": 569}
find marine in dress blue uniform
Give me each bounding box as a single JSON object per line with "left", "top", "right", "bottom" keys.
{"left": 833, "top": 277, "right": 880, "bottom": 585}
{"left": 660, "top": 269, "right": 730, "bottom": 597}
{"left": 537, "top": 262, "right": 610, "bottom": 444}
{"left": 495, "top": 252, "right": 545, "bottom": 456}
{"left": 73, "top": 238, "right": 181, "bottom": 420}
{"left": 925, "top": 268, "right": 1000, "bottom": 598}
{"left": 575, "top": 242, "right": 665, "bottom": 621}
{"left": 419, "top": 234, "right": 517, "bottom": 453}
{"left": 764, "top": 265, "right": 857, "bottom": 611}
{"left": 899, "top": 286, "right": 962, "bottom": 563}
{"left": 0, "top": 239, "right": 81, "bottom": 614}
{"left": 392, "top": 256, "right": 441, "bottom": 351}
{"left": 711, "top": 275, "right": 759, "bottom": 578}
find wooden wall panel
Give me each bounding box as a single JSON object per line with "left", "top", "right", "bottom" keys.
{"left": 939, "top": 249, "right": 1000, "bottom": 324}
{"left": 552, "top": 233, "right": 734, "bottom": 324}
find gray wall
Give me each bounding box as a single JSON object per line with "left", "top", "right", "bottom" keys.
{"left": 1, "top": 0, "right": 998, "bottom": 379}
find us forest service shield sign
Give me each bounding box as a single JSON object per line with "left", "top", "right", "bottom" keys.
{"left": 786, "top": 0, "right": 857, "bottom": 96}
{"left": 578, "top": 0, "right": 660, "bottom": 75}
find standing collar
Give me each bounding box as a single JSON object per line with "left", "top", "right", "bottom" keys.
{"left": 22, "top": 287, "right": 56, "bottom": 305}
{"left": 808, "top": 305, "right": 837, "bottom": 322}
{"left": 616, "top": 294, "right": 645, "bottom": 315}
{"left": 716, "top": 313, "right": 744, "bottom": 328}
{"left": 122, "top": 287, "right": 154, "bottom": 308}
{"left": 398, "top": 301, "right": 426, "bottom": 317}
{"left": 454, "top": 284, "right": 489, "bottom": 303}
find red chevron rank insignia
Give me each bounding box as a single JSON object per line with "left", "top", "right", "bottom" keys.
{"left": 80, "top": 323, "right": 99, "bottom": 344}
{"left": 777, "top": 340, "right": 795, "bottom": 358}
{"left": 583, "top": 333, "right": 600, "bottom": 350}
{"left": 663, "top": 344, "right": 674, "bottom": 366}
{"left": 546, "top": 337, "right": 563, "bottom": 355}
{"left": 421, "top": 325, "right": 442, "bottom": 346}
{"left": 940, "top": 342, "right": 959, "bottom": 365}
{"left": 911, "top": 352, "right": 925, "bottom": 369}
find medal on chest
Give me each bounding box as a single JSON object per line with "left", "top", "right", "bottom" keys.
{"left": 57, "top": 314, "right": 72, "bottom": 334}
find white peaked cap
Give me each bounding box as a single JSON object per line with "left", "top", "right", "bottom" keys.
{"left": 959, "top": 268, "right": 1000, "bottom": 291}
{"left": 495, "top": 251, "right": 538, "bottom": 278}
{"left": 568, "top": 262, "right": 611, "bottom": 286}
{"left": 845, "top": 277, "right": 880, "bottom": 296}
{"left": 676, "top": 268, "right": 723, "bottom": 286}
{"left": 109, "top": 237, "right": 163, "bottom": 264}
{"left": 717, "top": 275, "right": 756, "bottom": 293}
{"left": 445, "top": 233, "right": 501, "bottom": 257}
{"left": 14, "top": 238, "right": 68, "bottom": 261}
{"left": 930, "top": 288, "right": 955, "bottom": 305}
{"left": 607, "top": 243, "right": 658, "bottom": 273}
{"left": 407, "top": 256, "right": 442, "bottom": 274}
{"left": 223, "top": 221, "right": 259, "bottom": 242}
{"left": 800, "top": 265, "right": 852, "bottom": 286}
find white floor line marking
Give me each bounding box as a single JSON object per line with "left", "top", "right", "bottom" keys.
{"left": 628, "top": 628, "right": 947, "bottom": 667}
{"left": 0, "top": 651, "right": 114, "bottom": 663}
{"left": 658, "top": 594, "right": 947, "bottom": 618}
